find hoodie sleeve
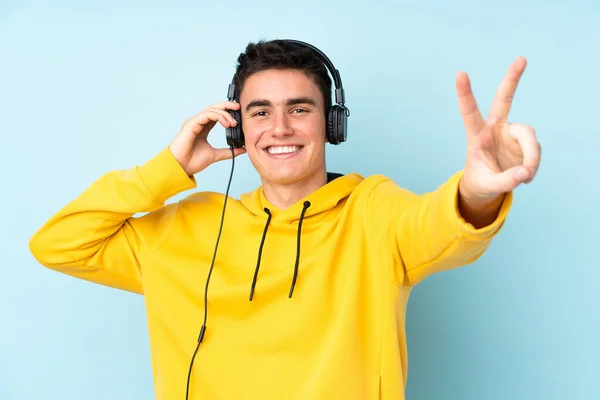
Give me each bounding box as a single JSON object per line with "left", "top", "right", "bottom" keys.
{"left": 367, "top": 170, "right": 512, "bottom": 286}
{"left": 28, "top": 146, "right": 196, "bottom": 294}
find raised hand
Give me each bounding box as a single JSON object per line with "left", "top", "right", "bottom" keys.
{"left": 169, "top": 101, "right": 247, "bottom": 176}
{"left": 456, "top": 57, "right": 541, "bottom": 204}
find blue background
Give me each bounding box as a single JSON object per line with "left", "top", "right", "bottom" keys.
{"left": 1, "top": 1, "right": 598, "bottom": 399}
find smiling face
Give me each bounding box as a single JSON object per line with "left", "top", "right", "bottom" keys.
{"left": 239, "top": 68, "right": 328, "bottom": 188}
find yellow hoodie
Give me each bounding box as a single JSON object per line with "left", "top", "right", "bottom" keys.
{"left": 29, "top": 146, "right": 512, "bottom": 400}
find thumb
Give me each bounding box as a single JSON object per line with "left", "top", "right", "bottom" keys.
{"left": 487, "top": 165, "right": 532, "bottom": 193}
{"left": 212, "top": 147, "right": 247, "bottom": 163}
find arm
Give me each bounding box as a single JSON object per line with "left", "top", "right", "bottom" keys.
{"left": 29, "top": 101, "right": 246, "bottom": 293}
{"left": 368, "top": 171, "right": 512, "bottom": 286}
{"left": 383, "top": 55, "right": 541, "bottom": 285}
{"left": 28, "top": 147, "right": 196, "bottom": 293}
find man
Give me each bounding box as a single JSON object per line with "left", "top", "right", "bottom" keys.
{"left": 29, "top": 39, "right": 541, "bottom": 399}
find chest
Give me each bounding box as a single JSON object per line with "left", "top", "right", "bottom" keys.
{"left": 143, "top": 212, "right": 385, "bottom": 331}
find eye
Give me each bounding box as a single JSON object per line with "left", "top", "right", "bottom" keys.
{"left": 292, "top": 108, "right": 307, "bottom": 114}
{"left": 252, "top": 111, "right": 268, "bottom": 117}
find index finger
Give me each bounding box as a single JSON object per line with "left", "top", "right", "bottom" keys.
{"left": 210, "top": 101, "right": 241, "bottom": 111}
{"left": 456, "top": 71, "right": 485, "bottom": 135}
{"left": 489, "top": 57, "right": 527, "bottom": 122}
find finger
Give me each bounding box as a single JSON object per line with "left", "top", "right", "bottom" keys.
{"left": 487, "top": 165, "right": 532, "bottom": 193}
{"left": 189, "top": 110, "right": 233, "bottom": 130}
{"left": 209, "top": 101, "right": 241, "bottom": 111}
{"left": 186, "top": 101, "right": 240, "bottom": 125}
{"left": 213, "top": 147, "right": 247, "bottom": 163}
{"left": 508, "top": 124, "right": 541, "bottom": 183}
{"left": 206, "top": 107, "right": 238, "bottom": 126}
{"left": 508, "top": 123, "right": 540, "bottom": 170}
{"left": 456, "top": 71, "right": 485, "bottom": 136}
{"left": 489, "top": 57, "right": 527, "bottom": 122}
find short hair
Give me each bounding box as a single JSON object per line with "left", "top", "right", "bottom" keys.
{"left": 233, "top": 39, "right": 332, "bottom": 112}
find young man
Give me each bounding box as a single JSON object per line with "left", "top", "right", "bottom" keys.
{"left": 29, "top": 39, "right": 541, "bottom": 399}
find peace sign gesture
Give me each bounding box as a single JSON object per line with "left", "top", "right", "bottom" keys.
{"left": 456, "top": 57, "right": 541, "bottom": 203}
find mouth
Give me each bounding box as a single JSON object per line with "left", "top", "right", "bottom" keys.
{"left": 263, "top": 145, "right": 304, "bottom": 159}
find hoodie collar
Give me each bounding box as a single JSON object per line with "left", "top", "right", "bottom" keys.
{"left": 240, "top": 172, "right": 364, "bottom": 224}
{"left": 240, "top": 172, "right": 364, "bottom": 301}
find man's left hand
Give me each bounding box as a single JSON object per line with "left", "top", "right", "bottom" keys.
{"left": 456, "top": 56, "right": 541, "bottom": 205}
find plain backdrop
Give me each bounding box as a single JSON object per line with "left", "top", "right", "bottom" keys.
{"left": 1, "top": 1, "right": 598, "bottom": 399}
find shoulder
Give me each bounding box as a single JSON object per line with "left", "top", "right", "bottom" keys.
{"left": 338, "top": 174, "right": 422, "bottom": 227}
{"left": 349, "top": 173, "right": 419, "bottom": 203}
{"left": 180, "top": 190, "right": 228, "bottom": 206}
{"left": 176, "top": 190, "right": 247, "bottom": 215}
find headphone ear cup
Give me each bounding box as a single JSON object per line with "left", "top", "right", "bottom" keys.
{"left": 326, "top": 107, "right": 336, "bottom": 144}
{"left": 326, "top": 106, "right": 347, "bottom": 145}
{"left": 226, "top": 109, "right": 244, "bottom": 148}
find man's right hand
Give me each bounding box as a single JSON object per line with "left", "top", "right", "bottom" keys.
{"left": 169, "top": 101, "right": 247, "bottom": 176}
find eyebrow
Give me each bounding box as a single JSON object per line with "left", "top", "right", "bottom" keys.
{"left": 245, "top": 97, "right": 318, "bottom": 112}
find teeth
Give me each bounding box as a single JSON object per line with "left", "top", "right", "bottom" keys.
{"left": 267, "top": 146, "right": 300, "bottom": 155}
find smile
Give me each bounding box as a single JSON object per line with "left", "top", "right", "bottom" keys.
{"left": 264, "top": 145, "right": 304, "bottom": 158}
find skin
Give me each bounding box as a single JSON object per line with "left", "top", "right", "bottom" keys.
{"left": 237, "top": 69, "right": 328, "bottom": 209}
{"left": 169, "top": 58, "right": 541, "bottom": 226}
{"left": 455, "top": 56, "right": 541, "bottom": 227}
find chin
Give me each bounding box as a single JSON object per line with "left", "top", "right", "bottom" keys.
{"left": 248, "top": 149, "right": 325, "bottom": 187}
{"left": 262, "top": 168, "right": 308, "bottom": 186}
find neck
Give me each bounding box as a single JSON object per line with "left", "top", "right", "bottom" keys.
{"left": 262, "top": 169, "right": 327, "bottom": 210}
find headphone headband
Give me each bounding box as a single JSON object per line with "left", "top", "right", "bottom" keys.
{"left": 281, "top": 39, "right": 345, "bottom": 105}
{"left": 228, "top": 39, "right": 346, "bottom": 106}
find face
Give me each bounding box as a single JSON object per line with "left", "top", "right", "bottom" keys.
{"left": 238, "top": 69, "right": 327, "bottom": 187}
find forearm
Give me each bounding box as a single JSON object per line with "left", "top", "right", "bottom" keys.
{"left": 395, "top": 171, "right": 512, "bottom": 285}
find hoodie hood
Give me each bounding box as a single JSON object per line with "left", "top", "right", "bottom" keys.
{"left": 238, "top": 172, "right": 365, "bottom": 300}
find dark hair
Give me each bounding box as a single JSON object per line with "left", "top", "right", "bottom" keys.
{"left": 233, "top": 39, "right": 332, "bottom": 112}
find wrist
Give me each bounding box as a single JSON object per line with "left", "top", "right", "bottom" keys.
{"left": 138, "top": 147, "right": 197, "bottom": 204}
{"left": 167, "top": 144, "right": 191, "bottom": 175}
{"left": 458, "top": 178, "right": 506, "bottom": 228}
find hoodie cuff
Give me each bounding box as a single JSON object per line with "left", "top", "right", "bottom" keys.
{"left": 444, "top": 170, "right": 513, "bottom": 240}
{"left": 136, "top": 146, "right": 197, "bottom": 205}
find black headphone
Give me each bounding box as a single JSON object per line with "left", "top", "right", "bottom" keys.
{"left": 225, "top": 39, "right": 350, "bottom": 148}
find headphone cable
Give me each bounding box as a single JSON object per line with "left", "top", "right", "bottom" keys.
{"left": 185, "top": 145, "right": 236, "bottom": 400}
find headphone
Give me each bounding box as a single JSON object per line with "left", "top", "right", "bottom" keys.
{"left": 225, "top": 39, "right": 350, "bottom": 148}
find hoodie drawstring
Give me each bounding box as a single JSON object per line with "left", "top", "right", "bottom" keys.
{"left": 289, "top": 201, "right": 311, "bottom": 298}
{"left": 248, "top": 201, "right": 311, "bottom": 301}
{"left": 249, "top": 207, "right": 272, "bottom": 301}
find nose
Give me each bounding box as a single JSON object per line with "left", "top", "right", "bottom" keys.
{"left": 270, "top": 111, "right": 293, "bottom": 138}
